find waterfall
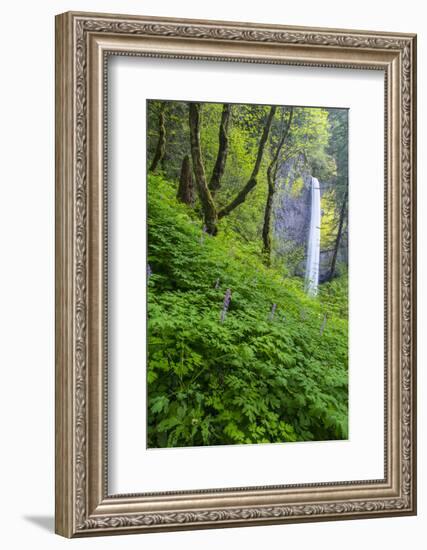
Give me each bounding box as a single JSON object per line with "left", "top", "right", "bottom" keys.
{"left": 305, "top": 176, "right": 321, "bottom": 296}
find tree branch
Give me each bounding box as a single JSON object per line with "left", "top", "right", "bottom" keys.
{"left": 218, "top": 105, "right": 277, "bottom": 219}
{"left": 262, "top": 108, "right": 294, "bottom": 262}
{"left": 327, "top": 190, "right": 348, "bottom": 280}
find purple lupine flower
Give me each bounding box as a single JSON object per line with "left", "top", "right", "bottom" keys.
{"left": 147, "top": 263, "right": 152, "bottom": 280}
{"left": 269, "top": 303, "right": 277, "bottom": 321}
{"left": 320, "top": 314, "right": 327, "bottom": 336}
{"left": 220, "top": 288, "right": 232, "bottom": 323}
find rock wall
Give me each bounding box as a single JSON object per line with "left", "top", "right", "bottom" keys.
{"left": 273, "top": 159, "right": 347, "bottom": 282}
{"left": 273, "top": 158, "right": 311, "bottom": 277}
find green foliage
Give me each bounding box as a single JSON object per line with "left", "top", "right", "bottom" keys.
{"left": 147, "top": 175, "right": 348, "bottom": 448}
{"left": 320, "top": 189, "right": 338, "bottom": 249}
{"left": 290, "top": 176, "right": 304, "bottom": 198}
{"left": 275, "top": 243, "right": 306, "bottom": 277}
{"left": 323, "top": 109, "right": 349, "bottom": 255}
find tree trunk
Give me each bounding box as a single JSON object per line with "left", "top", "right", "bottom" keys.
{"left": 328, "top": 190, "right": 348, "bottom": 280}
{"left": 177, "top": 155, "right": 195, "bottom": 206}
{"left": 188, "top": 103, "right": 218, "bottom": 235}
{"left": 262, "top": 176, "right": 275, "bottom": 264}
{"left": 209, "top": 103, "right": 232, "bottom": 196}
{"left": 261, "top": 108, "right": 294, "bottom": 264}
{"left": 149, "top": 102, "right": 166, "bottom": 173}
{"left": 218, "top": 106, "right": 277, "bottom": 219}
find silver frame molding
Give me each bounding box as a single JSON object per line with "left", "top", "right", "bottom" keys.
{"left": 55, "top": 11, "right": 417, "bottom": 538}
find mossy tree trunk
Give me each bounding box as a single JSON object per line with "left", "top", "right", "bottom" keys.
{"left": 177, "top": 154, "right": 195, "bottom": 206}
{"left": 188, "top": 103, "right": 218, "bottom": 235}
{"left": 262, "top": 108, "right": 294, "bottom": 264}
{"left": 328, "top": 190, "right": 348, "bottom": 280}
{"left": 150, "top": 102, "right": 166, "bottom": 173}
{"left": 262, "top": 173, "right": 276, "bottom": 264}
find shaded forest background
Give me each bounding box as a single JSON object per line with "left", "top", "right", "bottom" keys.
{"left": 146, "top": 99, "right": 349, "bottom": 448}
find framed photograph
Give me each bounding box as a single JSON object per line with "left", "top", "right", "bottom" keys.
{"left": 55, "top": 11, "right": 417, "bottom": 537}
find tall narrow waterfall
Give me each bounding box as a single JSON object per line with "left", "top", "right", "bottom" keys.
{"left": 305, "top": 176, "right": 321, "bottom": 296}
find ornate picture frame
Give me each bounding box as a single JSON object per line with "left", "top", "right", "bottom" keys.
{"left": 55, "top": 11, "right": 417, "bottom": 537}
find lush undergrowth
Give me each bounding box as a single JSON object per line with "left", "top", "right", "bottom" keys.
{"left": 147, "top": 174, "right": 348, "bottom": 448}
